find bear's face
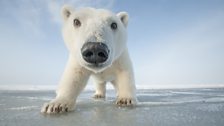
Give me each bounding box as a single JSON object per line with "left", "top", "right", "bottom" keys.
{"left": 61, "top": 5, "right": 129, "bottom": 73}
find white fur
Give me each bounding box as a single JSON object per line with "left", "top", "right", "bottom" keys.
{"left": 41, "top": 5, "right": 136, "bottom": 114}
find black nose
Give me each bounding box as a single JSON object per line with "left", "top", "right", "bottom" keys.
{"left": 81, "top": 42, "right": 109, "bottom": 64}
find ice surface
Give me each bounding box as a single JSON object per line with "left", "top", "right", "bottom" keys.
{"left": 0, "top": 88, "right": 224, "bottom": 126}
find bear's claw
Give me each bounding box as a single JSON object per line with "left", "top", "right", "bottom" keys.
{"left": 116, "top": 98, "right": 136, "bottom": 107}
{"left": 41, "top": 99, "right": 74, "bottom": 114}
{"left": 93, "top": 94, "right": 105, "bottom": 99}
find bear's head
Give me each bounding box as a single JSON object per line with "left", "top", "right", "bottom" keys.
{"left": 61, "top": 5, "right": 129, "bottom": 73}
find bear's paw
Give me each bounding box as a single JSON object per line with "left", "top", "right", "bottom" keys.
{"left": 116, "top": 98, "right": 136, "bottom": 107}
{"left": 93, "top": 93, "right": 105, "bottom": 99}
{"left": 41, "top": 98, "right": 75, "bottom": 114}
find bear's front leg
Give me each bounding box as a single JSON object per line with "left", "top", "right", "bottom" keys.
{"left": 41, "top": 56, "right": 90, "bottom": 114}
{"left": 93, "top": 81, "right": 106, "bottom": 99}
{"left": 114, "top": 70, "right": 137, "bottom": 107}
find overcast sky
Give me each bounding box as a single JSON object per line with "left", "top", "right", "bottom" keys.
{"left": 0, "top": 0, "right": 224, "bottom": 88}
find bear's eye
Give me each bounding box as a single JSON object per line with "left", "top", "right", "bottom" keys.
{"left": 111, "top": 22, "right": 117, "bottom": 30}
{"left": 73, "top": 19, "right": 81, "bottom": 27}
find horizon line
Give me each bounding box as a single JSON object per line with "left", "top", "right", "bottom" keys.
{"left": 0, "top": 84, "right": 224, "bottom": 91}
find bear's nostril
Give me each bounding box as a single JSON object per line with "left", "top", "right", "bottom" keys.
{"left": 85, "top": 51, "right": 93, "bottom": 57}
{"left": 98, "top": 52, "right": 106, "bottom": 58}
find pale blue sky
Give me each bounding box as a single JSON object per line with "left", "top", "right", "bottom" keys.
{"left": 0, "top": 0, "right": 224, "bottom": 88}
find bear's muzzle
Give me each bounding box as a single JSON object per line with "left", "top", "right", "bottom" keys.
{"left": 81, "top": 42, "right": 109, "bottom": 66}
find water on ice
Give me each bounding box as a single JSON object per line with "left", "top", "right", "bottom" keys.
{"left": 0, "top": 88, "right": 224, "bottom": 126}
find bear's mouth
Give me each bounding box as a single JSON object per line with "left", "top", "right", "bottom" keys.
{"left": 81, "top": 58, "right": 112, "bottom": 73}
{"left": 82, "top": 63, "right": 107, "bottom": 73}
{"left": 87, "top": 63, "right": 104, "bottom": 68}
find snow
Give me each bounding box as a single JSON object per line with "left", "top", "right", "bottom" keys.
{"left": 0, "top": 88, "right": 224, "bottom": 126}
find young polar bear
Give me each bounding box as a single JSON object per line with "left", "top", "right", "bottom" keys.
{"left": 41, "top": 5, "right": 136, "bottom": 114}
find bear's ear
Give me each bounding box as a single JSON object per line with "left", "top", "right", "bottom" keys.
{"left": 61, "top": 5, "right": 74, "bottom": 21}
{"left": 117, "top": 12, "right": 129, "bottom": 27}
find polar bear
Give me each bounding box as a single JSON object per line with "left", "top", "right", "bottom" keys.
{"left": 41, "top": 5, "right": 136, "bottom": 114}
